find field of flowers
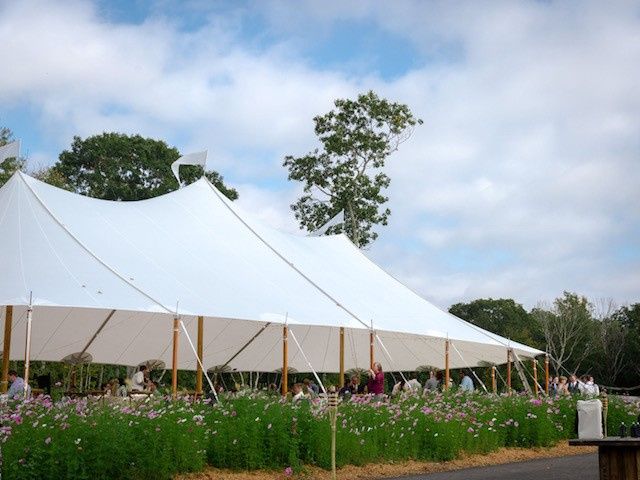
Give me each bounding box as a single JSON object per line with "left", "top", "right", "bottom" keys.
{"left": 1, "top": 392, "right": 638, "bottom": 480}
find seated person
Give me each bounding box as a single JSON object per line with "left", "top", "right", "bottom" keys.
{"left": 131, "top": 365, "right": 148, "bottom": 392}
{"left": 7, "top": 370, "right": 29, "bottom": 399}
{"left": 291, "top": 383, "right": 307, "bottom": 403}
{"left": 339, "top": 374, "right": 360, "bottom": 397}
{"left": 391, "top": 379, "right": 406, "bottom": 397}
{"left": 116, "top": 377, "right": 128, "bottom": 397}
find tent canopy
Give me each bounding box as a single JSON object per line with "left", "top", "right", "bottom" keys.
{"left": 0, "top": 172, "right": 542, "bottom": 373}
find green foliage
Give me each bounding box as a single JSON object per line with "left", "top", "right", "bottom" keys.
{"left": 4, "top": 392, "right": 638, "bottom": 479}
{"left": 49, "top": 132, "right": 238, "bottom": 201}
{"left": 0, "top": 127, "right": 25, "bottom": 187}
{"left": 449, "top": 298, "right": 543, "bottom": 348}
{"left": 284, "top": 91, "right": 422, "bottom": 247}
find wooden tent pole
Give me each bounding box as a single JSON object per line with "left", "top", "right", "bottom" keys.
{"left": 23, "top": 305, "right": 33, "bottom": 398}
{"left": 506, "top": 349, "right": 512, "bottom": 396}
{"left": 444, "top": 339, "right": 450, "bottom": 391}
{"left": 491, "top": 366, "right": 497, "bottom": 394}
{"left": 1, "top": 306, "right": 13, "bottom": 393}
{"left": 172, "top": 316, "right": 179, "bottom": 399}
{"left": 196, "top": 316, "right": 204, "bottom": 397}
{"left": 282, "top": 325, "right": 288, "bottom": 396}
{"left": 533, "top": 359, "right": 539, "bottom": 396}
{"left": 544, "top": 354, "right": 550, "bottom": 396}
{"left": 339, "top": 327, "right": 345, "bottom": 388}
{"left": 369, "top": 330, "right": 374, "bottom": 370}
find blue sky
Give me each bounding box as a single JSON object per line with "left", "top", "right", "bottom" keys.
{"left": 1, "top": 0, "right": 638, "bottom": 310}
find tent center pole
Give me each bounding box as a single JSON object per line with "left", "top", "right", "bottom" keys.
{"left": 544, "top": 354, "right": 550, "bottom": 396}
{"left": 369, "top": 330, "right": 374, "bottom": 370}
{"left": 23, "top": 304, "right": 33, "bottom": 398}
{"left": 172, "top": 316, "right": 179, "bottom": 400}
{"left": 1, "top": 306, "right": 13, "bottom": 393}
{"left": 444, "top": 339, "right": 450, "bottom": 392}
{"left": 506, "top": 348, "right": 512, "bottom": 396}
{"left": 282, "top": 325, "right": 288, "bottom": 396}
{"left": 339, "top": 327, "right": 345, "bottom": 388}
{"left": 196, "top": 316, "right": 203, "bottom": 397}
{"left": 491, "top": 366, "right": 497, "bottom": 394}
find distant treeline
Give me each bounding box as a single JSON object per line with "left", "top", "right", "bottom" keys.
{"left": 449, "top": 293, "right": 640, "bottom": 389}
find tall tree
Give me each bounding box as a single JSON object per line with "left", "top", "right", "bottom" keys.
{"left": 51, "top": 133, "right": 238, "bottom": 201}
{"left": 283, "top": 91, "right": 422, "bottom": 248}
{"left": 613, "top": 303, "right": 640, "bottom": 387}
{"left": 449, "top": 298, "right": 542, "bottom": 348}
{"left": 0, "top": 127, "right": 24, "bottom": 187}
{"left": 531, "top": 291, "right": 595, "bottom": 376}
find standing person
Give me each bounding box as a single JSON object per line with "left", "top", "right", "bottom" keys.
{"left": 549, "top": 376, "right": 559, "bottom": 396}
{"left": 557, "top": 376, "right": 570, "bottom": 396}
{"left": 367, "top": 362, "right": 384, "bottom": 396}
{"left": 459, "top": 370, "right": 475, "bottom": 392}
{"left": 6, "top": 370, "right": 28, "bottom": 399}
{"left": 568, "top": 374, "right": 580, "bottom": 395}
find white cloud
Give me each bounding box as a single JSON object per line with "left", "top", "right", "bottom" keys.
{"left": 1, "top": 0, "right": 638, "bottom": 309}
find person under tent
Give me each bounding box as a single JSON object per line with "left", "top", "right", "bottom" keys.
{"left": 339, "top": 375, "right": 360, "bottom": 397}
{"left": 131, "top": 365, "right": 149, "bottom": 392}
{"left": 6, "top": 370, "right": 30, "bottom": 399}
{"left": 459, "top": 370, "right": 475, "bottom": 392}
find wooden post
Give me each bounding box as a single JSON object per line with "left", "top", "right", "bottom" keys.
{"left": 1, "top": 306, "right": 13, "bottom": 393}
{"left": 544, "top": 354, "right": 550, "bottom": 396}
{"left": 369, "top": 330, "right": 374, "bottom": 369}
{"left": 23, "top": 306, "right": 33, "bottom": 398}
{"left": 172, "top": 316, "right": 179, "bottom": 399}
{"left": 444, "top": 339, "right": 450, "bottom": 391}
{"left": 339, "top": 327, "right": 345, "bottom": 388}
{"left": 282, "top": 325, "right": 288, "bottom": 396}
{"left": 533, "top": 359, "right": 539, "bottom": 396}
{"left": 506, "top": 349, "right": 512, "bottom": 396}
{"left": 491, "top": 366, "right": 497, "bottom": 394}
{"left": 196, "top": 316, "right": 204, "bottom": 396}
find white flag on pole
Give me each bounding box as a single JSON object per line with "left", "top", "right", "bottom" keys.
{"left": 0, "top": 140, "right": 20, "bottom": 163}
{"left": 309, "top": 210, "right": 345, "bottom": 236}
{"left": 171, "top": 150, "right": 207, "bottom": 186}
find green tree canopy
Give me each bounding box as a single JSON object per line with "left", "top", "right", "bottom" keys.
{"left": 50, "top": 133, "right": 238, "bottom": 201}
{"left": 0, "top": 127, "right": 24, "bottom": 187}
{"left": 448, "top": 298, "right": 542, "bottom": 348}
{"left": 283, "top": 91, "right": 422, "bottom": 248}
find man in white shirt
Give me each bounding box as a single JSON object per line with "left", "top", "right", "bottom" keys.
{"left": 131, "top": 365, "right": 148, "bottom": 391}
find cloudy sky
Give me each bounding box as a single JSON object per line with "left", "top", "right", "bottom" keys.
{"left": 1, "top": 0, "right": 638, "bottom": 310}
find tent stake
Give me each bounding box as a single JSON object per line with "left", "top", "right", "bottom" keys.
{"left": 282, "top": 324, "right": 288, "bottom": 396}
{"left": 172, "top": 316, "right": 179, "bottom": 399}
{"left": 1, "top": 306, "right": 13, "bottom": 393}
{"left": 339, "top": 327, "right": 345, "bottom": 388}
{"left": 444, "top": 339, "right": 450, "bottom": 392}
{"left": 196, "top": 316, "right": 204, "bottom": 397}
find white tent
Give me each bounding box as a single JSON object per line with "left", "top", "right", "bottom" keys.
{"left": 0, "top": 172, "right": 542, "bottom": 376}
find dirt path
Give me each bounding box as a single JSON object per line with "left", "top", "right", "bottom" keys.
{"left": 178, "top": 442, "right": 596, "bottom": 480}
